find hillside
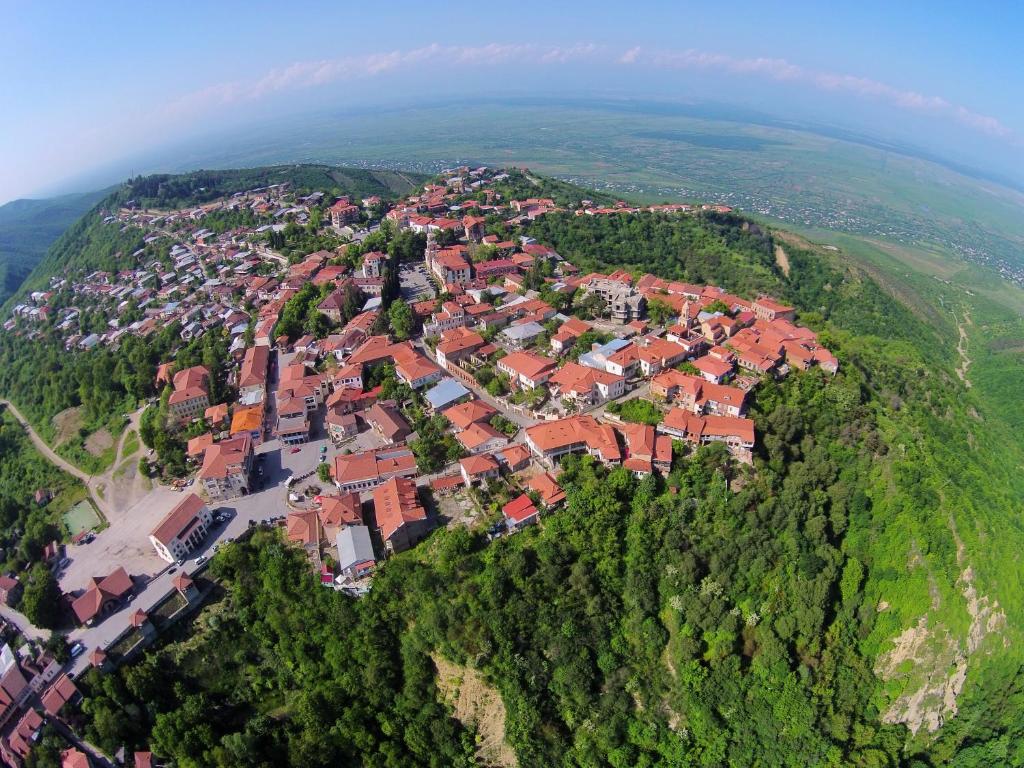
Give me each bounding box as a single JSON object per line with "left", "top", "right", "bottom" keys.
{"left": 0, "top": 187, "right": 111, "bottom": 305}
{"left": 9, "top": 171, "right": 1024, "bottom": 766}
{"left": 120, "top": 164, "right": 427, "bottom": 209}
{"left": 13, "top": 164, "right": 428, "bottom": 302}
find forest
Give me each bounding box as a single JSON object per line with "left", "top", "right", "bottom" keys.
{"left": 0, "top": 188, "right": 111, "bottom": 306}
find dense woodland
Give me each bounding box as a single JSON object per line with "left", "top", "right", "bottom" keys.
{"left": 0, "top": 188, "right": 110, "bottom": 306}
{"left": 5, "top": 172, "right": 1023, "bottom": 766}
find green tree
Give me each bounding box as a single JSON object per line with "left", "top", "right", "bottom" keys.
{"left": 388, "top": 299, "right": 415, "bottom": 341}
{"left": 21, "top": 563, "right": 63, "bottom": 629}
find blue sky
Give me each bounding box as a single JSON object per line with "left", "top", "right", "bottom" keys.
{"left": 3, "top": 0, "right": 1023, "bottom": 202}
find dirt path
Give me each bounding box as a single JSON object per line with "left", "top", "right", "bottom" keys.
{"left": 954, "top": 312, "right": 972, "bottom": 388}
{"left": 0, "top": 399, "right": 148, "bottom": 521}
{"left": 1, "top": 399, "right": 93, "bottom": 483}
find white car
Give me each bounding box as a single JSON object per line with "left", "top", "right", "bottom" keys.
{"left": 194, "top": 555, "right": 208, "bottom": 566}
{"left": 69, "top": 642, "right": 85, "bottom": 659}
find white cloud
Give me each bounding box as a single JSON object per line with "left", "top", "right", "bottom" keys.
{"left": 161, "top": 43, "right": 601, "bottom": 120}
{"left": 636, "top": 47, "right": 1013, "bottom": 139}
{"left": 162, "top": 41, "right": 1015, "bottom": 144}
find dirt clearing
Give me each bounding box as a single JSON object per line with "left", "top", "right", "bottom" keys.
{"left": 774, "top": 244, "right": 791, "bottom": 277}
{"left": 85, "top": 428, "right": 114, "bottom": 456}
{"left": 433, "top": 653, "right": 517, "bottom": 767}
{"left": 52, "top": 406, "right": 84, "bottom": 446}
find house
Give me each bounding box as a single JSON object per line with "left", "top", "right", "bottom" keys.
{"left": 149, "top": 493, "right": 213, "bottom": 563}
{"left": 275, "top": 411, "right": 310, "bottom": 444}
{"left": 460, "top": 454, "right": 500, "bottom": 486}
{"left": 361, "top": 251, "right": 387, "bottom": 278}
{"left": 496, "top": 443, "right": 532, "bottom": 473}
{"left": 444, "top": 399, "right": 497, "bottom": 431}
{"left": 393, "top": 345, "right": 443, "bottom": 389}
{"left": 186, "top": 432, "right": 214, "bottom": 461}
{"left": 691, "top": 355, "right": 733, "bottom": 383}
{"left": 527, "top": 472, "right": 566, "bottom": 508}
{"left": 374, "top": 477, "right": 431, "bottom": 554}
{"left": 456, "top": 422, "right": 508, "bottom": 455}
{"left": 286, "top": 509, "right": 322, "bottom": 551}
{"left": 333, "top": 447, "right": 417, "bottom": 492}
{"left": 167, "top": 365, "right": 210, "bottom": 424}
{"left": 434, "top": 328, "right": 485, "bottom": 370}
{"left": 430, "top": 474, "right": 465, "bottom": 496}
{"left": 525, "top": 414, "right": 622, "bottom": 466}
{"left": 72, "top": 567, "right": 134, "bottom": 625}
{"left": 550, "top": 316, "right": 591, "bottom": 355}
{"left": 500, "top": 321, "right": 546, "bottom": 349}
{"left": 497, "top": 351, "right": 558, "bottom": 389}
{"left": 317, "top": 286, "right": 350, "bottom": 323}
{"left": 424, "top": 378, "right": 472, "bottom": 412}
{"left": 0, "top": 646, "right": 30, "bottom": 711}
{"left": 503, "top": 494, "right": 539, "bottom": 531}
{"left": 548, "top": 362, "right": 625, "bottom": 406}
{"left": 752, "top": 296, "right": 796, "bottom": 322}
{"left": 318, "top": 493, "right": 363, "bottom": 537}
{"left": 364, "top": 401, "right": 411, "bottom": 445}
{"left": 332, "top": 363, "right": 364, "bottom": 391}
{"left": 230, "top": 404, "right": 264, "bottom": 444}
{"left": 40, "top": 674, "right": 80, "bottom": 717}
{"left": 198, "top": 434, "right": 254, "bottom": 500}
{"left": 330, "top": 200, "right": 360, "bottom": 228}
{"left": 61, "top": 748, "right": 91, "bottom": 768}
{"left": 659, "top": 409, "right": 755, "bottom": 461}
{"left": 336, "top": 525, "right": 376, "bottom": 579}
{"left": 173, "top": 571, "right": 200, "bottom": 603}
{"left": 326, "top": 410, "right": 359, "bottom": 442}
{"left": 649, "top": 370, "right": 748, "bottom": 416}
{"left": 238, "top": 345, "right": 269, "bottom": 404}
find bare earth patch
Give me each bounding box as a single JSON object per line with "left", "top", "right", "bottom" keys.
{"left": 774, "top": 244, "right": 791, "bottom": 277}
{"left": 433, "top": 653, "right": 518, "bottom": 768}
{"left": 875, "top": 546, "right": 1007, "bottom": 734}
{"left": 85, "top": 428, "right": 114, "bottom": 456}
{"left": 52, "top": 406, "right": 84, "bottom": 446}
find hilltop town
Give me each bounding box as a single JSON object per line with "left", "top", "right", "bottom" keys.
{"left": 0, "top": 166, "right": 837, "bottom": 765}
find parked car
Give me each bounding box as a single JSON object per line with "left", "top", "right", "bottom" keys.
{"left": 290, "top": 447, "right": 301, "bottom": 454}
{"left": 194, "top": 555, "right": 208, "bottom": 566}
{"left": 69, "top": 642, "right": 85, "bottom": 659}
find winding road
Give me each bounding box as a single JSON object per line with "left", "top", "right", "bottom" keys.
{"left": 0, "top": 399, "right": 145, "bottom": 521}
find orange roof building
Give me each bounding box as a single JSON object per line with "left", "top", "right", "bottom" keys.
{"left": 373, "top": 477, "right": 430, "bottom": 553}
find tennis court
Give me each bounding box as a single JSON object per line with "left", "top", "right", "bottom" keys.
{"left": 64, "top": 499, "right": 102, "bottom": 538}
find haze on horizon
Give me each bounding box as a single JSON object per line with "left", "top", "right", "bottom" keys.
{"left": 3, "top": 0, "right": 1024, "bottom": 204}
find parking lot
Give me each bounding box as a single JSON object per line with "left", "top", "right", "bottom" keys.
{"left": 400, "top": 263, "right": 436, "bottom": 302}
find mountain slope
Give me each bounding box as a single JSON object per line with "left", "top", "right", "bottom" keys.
{"left": 0, "top": 187, "right": 111, "bottom": 304}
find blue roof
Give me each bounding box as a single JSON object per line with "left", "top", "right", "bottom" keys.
{"left": 424, "top": 377, "right": 471, "bottom": 410}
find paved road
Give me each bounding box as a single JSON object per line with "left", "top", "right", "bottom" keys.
{"left": 0, "top": 603, "right": 49, "bottom": 642}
